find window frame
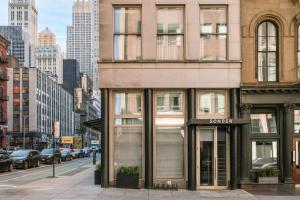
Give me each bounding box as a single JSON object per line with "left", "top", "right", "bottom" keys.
{"left": 199, "top": 5, "right": 228, "bottom": 61}
{"left": 256, "top": 20, "right": 279, "bottom": 82}
{"left": 113, "top": 6, "right": 142, "bottom": 61}
{"left": 156, "top": 6, "right": 185, "bottom": 61}
{"left": 297, "top": 25, "right": 300, "bottom": 79}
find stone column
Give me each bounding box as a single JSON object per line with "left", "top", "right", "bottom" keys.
{"left": 144, "top": 89, "right": 153, "bottom": 188}
{"left": 101, "top": 89, "right": 109, "bottom": 187}
{"left": 239, "top": 104, "right": 252, "bottom": 184}
{"left": 230, "top": 89, "right": 238, "bottom": 189}
{"left": 187, "top": 89, "right": 196, "bottom": 190}
{"left": 283, "top": 104, "right": 295, "bottom": 183}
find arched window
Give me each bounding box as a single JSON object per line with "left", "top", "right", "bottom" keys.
{"left": 257, "top": 21, "right": 278, "bottom": 82}
{"left": 297, "top": 25, "right": 300, "bottom": 79}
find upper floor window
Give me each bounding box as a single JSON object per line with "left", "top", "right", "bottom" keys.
{"left": 200, "top": 7, "right": 227, "bottom": 61}
{"left": 113, "top": 7, "right": 141, "bottom": 61}
{"left": 157, "top": 7, "right": 184, "bottom": 60}
{"left": 257, "top": 21, "right": 278, "bottom": 82}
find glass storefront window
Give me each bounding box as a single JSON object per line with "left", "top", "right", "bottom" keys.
{"left": 252, "top": 141, "right": 278, "bottom": 169}
{"left": 294, "top": 110, "right": 300, "bottom": 134}
{"left": 198, "top": 90, "right": 226, "bottom": 116}
{"left": 114, "top": 92, "right": 142, "bottom": 115}
{"left": 251, "top": 113, "right": 277, "bottom": 134}
{"left": 156, "top": 127, "right": 184, "bottom": 179}
{"left": 200, "top": 7, "right": 227, "bottom": 60}
{"left": 156, "top": 92, "right": 183, "bottom": 115}
{"left": 157, "top": 7, "right": 184, "bottom": 60}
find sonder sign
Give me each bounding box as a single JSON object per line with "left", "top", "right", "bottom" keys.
{"left": 209, "top": 119, "right": 233, "bottom": 124}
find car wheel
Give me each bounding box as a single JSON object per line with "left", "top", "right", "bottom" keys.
{"left": 36, "top": 160, "right": 40, "bottom": 167}
{"left": 8, "top": 164, "right": 13, "bottom": 172}
{"left": 24, "top": 161, "right": 28, "bottom": 169}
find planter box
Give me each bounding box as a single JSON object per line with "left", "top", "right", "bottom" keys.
{"left": 257, "top": 177, "right": 278, "bottom": 184}
{"left": 116, "top": 173, "right": 139, "bottom": 189}
{"left": 94, "top": 171, "right": 101, "bottom": 185}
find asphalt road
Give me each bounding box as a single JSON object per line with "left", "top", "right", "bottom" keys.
{"left": 0, "top": 156, "right": 97, "bottom": 188}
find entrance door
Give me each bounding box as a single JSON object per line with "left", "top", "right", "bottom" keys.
{"left": 196, "top": 127, "right": 228, "bottom": 189}
{"left": 293, "top": 138, "right": 300, "bottom": 184}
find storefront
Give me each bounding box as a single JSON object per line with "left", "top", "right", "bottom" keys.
{"left": 9, "top": 132, "right": 51, "bottom": 150}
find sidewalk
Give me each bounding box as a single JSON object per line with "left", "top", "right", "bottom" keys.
{"left": 0, "top": 164, "right": 257, "bottom": 200}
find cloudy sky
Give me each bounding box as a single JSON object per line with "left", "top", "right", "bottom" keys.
{"left": 0, "top": 0, "right": 73, "bottom": 52}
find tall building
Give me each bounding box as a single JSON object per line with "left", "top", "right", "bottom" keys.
{"left": 91, "top": 0, "right": 100, "bottom": 89}
{"left": 63, "top": 59, "right": 80, "bottom": 96}
{"left": 99, "top": 0, "right": 242, "bottom": 190}
{"left": 7, "top": 67, "right": 74, "bottom": 150}
{"left": 0, "top": 35, "right": 10, "bottom": 148}
{"left": 240, "top": 0, "right": 300, "bottom": 188}
{"left": 0, "top": 26, "right": 33, "bottom": 67}
{"left": 8, "top": 0, "right": 38, "bottom": 45}
{"left": 36, "top": 27, "right": 63, "bottom": 84}
{"left": 67, "top": 0, "right": 92, "bottom": 82}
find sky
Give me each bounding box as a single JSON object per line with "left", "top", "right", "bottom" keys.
{"left": 0, "top": 0, "right": 73, "bottom": 52}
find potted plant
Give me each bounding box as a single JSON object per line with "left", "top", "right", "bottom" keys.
{"left": 255, "top": 168, "right": 279, "bottom": 184}
{"left": 94, "top": 164, "right": 101, "bottom": 185}
{"left": 116, "top": 166, "right": 139, "bottom": 189}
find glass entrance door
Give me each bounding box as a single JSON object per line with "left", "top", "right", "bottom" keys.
{"left": 197, "top": 127, "right": 228, "bottom": 189}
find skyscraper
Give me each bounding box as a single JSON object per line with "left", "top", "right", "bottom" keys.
{"left": 91, "top": 0, "right": 99, "bottom": 90}
{"left": 36, "top": 27, "right": 63, "bottom": 84}
{"left": 67, "top": 0, "right": 92, "bottom": 85}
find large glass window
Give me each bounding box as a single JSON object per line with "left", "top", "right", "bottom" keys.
{"left": 157, "top": 7, "right": 184, "bottom": 60}
{"left": 113, "top": 92, "right": 143, "bottom": 177}
{"left": 197, "top": 90, "right": 226, "bottom": 117}
{"left": 114, "top": 7, "right": 141, "bottom": 61}
{"left": 200, "top": 7, "right": 227, "bottom": 60}
{"left": 250, "top": 113, "right": 277, "bottom": 134}
{"left": 257, "top": 21, "right": 278, "bottom": 82}
{"left": 294, "top": 110, "right": 300, "bottom": 134}
{"left": 252, "top": 141, "right": 278, "bottom": 169}
{"left": 155, "top": 91, "right": 185, "bottom": 179}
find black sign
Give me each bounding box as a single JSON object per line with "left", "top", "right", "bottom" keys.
{"left": 187, "top": 118, "right": 251, "bottom": 126}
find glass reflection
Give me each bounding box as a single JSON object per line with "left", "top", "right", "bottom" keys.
{"left": 115, "top": 92, "right": 142, "bottom": 115}
{"left": 156, "top": 92, "right": 183, "bottom": 114}
{"left": 252, "top": 141, "right": 278, "bottom": 169}
{"left": 251, "top": 113, "right": 277, "bottom": 134}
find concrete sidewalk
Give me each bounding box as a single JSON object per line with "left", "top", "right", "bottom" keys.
{"left": 0, "top": 164, "right": 257, "bottom": 200}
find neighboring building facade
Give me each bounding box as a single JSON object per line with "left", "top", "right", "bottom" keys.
{"left": 0, "top": 35, "right": 10, "bottom": 148}
{"left": 7, "top": 67, "right": 74, "bottom": 150}
{"left": 241, "top": 0, "right": 300, "bottom": 187}
{"left": 0, "top": 26, "right": 33, "bottom": 67}
{"left": 99, "top": 0, "right": 242, "bottom": 190}
{"left": 63, "top": 59, "right": 80, "bottom": 96}
{"left": 91, "top": 0, "right": 100, "bottom": 90}
{"left": 67, "top": 0, "right": 92, "bottom": 82}
{"left": 36, "top": 27, "right": 63, "bottom": 84}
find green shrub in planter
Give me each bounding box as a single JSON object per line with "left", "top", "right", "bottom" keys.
{"left": 255, "top": 168, "right": 279, "bottom": 184}
{"left": 94, "top": 164, "right": 101, "bottom": 185}
{"left": 116, "top": 166, "right": 139, "bottom": 189}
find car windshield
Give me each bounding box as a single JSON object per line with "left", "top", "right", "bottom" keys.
{"left": 41, "top": 149, "right": 53, "bottom": 155}
{"left": 11, "top": 150, "right": 29, "bottom": 157}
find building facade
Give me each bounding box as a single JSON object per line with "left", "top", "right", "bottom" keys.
{"left": 99, "top": 0, "right": 242, "bottom": 190}
{"left": 240, "top": 0, "right": 300, "bottom": 187}
{"left": 91, "top": 0, "right": 100, "bottom": 90}
{"left": 0, "top": 35, "right": 10, "bottom": 148}
{"left": 7, "top": 67, "right": 74, "bottom": 150}
{"left": 36, "top": 27, "right": 63, "bottom": 84}
{"left": 63, "top": 59, "right": 80, "bottom": 96}
{"left": 0, "top": 26, "right": 33, "bottom": 67}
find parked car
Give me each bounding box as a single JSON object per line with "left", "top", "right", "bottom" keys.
{"left": 60, "top": 149, "right": 72, "bottom": 161}
{"left": 82, "top": 147, "right": 90, "bottom": 157}
{"left": 71, "top": 149, "right": 84, "bottom": 158}
{"left": 0, "top": 149, "right": 13, "bottom": 172}
{"left": 10, "top": 150, "right": 40, "bottom": 169}
{"left": 40, "top": 149, "right": 61, "bottom": 164}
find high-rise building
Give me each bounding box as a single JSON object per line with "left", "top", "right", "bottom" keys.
{"left": 8, "top": 0, "right": 38, "bottom": 45}
{"left": 0, "top": 26, "right": 33, "bottom": 67}
{"left": 63, "top": 59, "right": 80, "bottom": 96}
{"left": 36, "top": 27, "right": 63, "bottom": 84}
{"left": 67, "top": 0, "right": 92, "bottom": 82}
{"left": 91, "top": 0, "right": 99, "bottom": 90}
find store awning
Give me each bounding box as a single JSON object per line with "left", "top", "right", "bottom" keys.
{"left": 187, "top": 118, "right": 251, "bottom": 126}
{"left": 83, "top": 118, "right": 102, "bottom": 131}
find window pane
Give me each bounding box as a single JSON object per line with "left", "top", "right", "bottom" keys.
{"left": 217, "top": 24, "right": 227, "bottom": 34}
{"left": 114, "top": 92, "right": 142, "bottom": 115}
{"left": 252, "top": 141, "right": 278, "bottom": 169}
{"left": 157, "top": 35, "right": 183, "bottom": 60}
{"left": 215, "top": 93, "right": 225, "bottom": 114}
{"left": 155, "top": 118, "right": 184, "bottom": 125}
{"left": 157, "top": 7, "right": 183, "bottom": 34}
{"left": 251, "top": 113, "right": 277, "bottom": 134}
{"left": 114, "top": 127, "right": 142, "bottom": 176}
{"left": 114, "top": 118, "right": 143, "bottom": 125}
{"left": 268, "top": 67, "right": 277, "bottom": 82}
{"left": 200, "top": 8, "right": 226, "bottom": 31}
{"left": 156, "top": 127, "right": 184, "bottom": 178}
{"left": 268, "top": 37, "right": 277, "bottom": 51}
{"left": 199, "top": 92, "right": 213, "bottom": 114}
{"left": 258, "top": 37, "right": 267, "bottom": 51}
{"left": 201, "top": 23, "right": 212, "bottom": 34}
{"left": 114, "top": 7, "right": 141, "bottom": 34}
{"left": 267, "top": 22, "right": 276, "bottom": 37}
{"left": 258, "top": 22, "right": 267, "bottom": 36}
{"left": 156, "top": 92, "right": 183, "bottom": 114}
{"left": 294, "top": 110, "right": 300, "bottom": 134}
{"left": 114, "top": 35, "right": 141, "bottom": 61}
{"left": 258, "top": 53, "right": 267, "bottom": 67}
{"left": 200, "top": 35, "right": 226, "bottom": 60}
